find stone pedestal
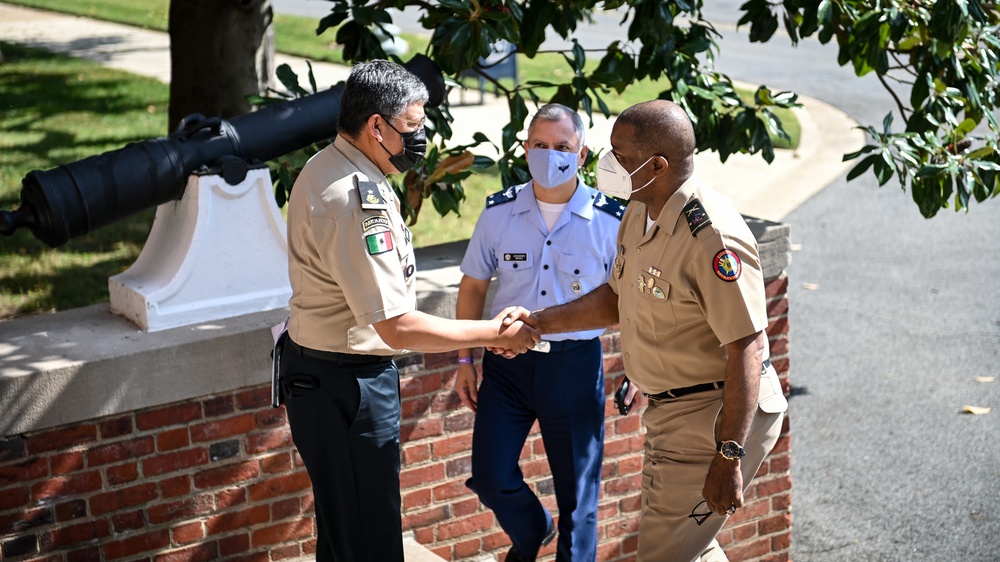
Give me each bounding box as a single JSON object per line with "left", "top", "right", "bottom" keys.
{"left": 108, "top": 167, "right": 290, "bottom": 331}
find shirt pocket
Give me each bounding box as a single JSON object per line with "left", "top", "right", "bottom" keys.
{"left": 557, "top": 254, "right": 606, "bottom": 295}
{"left": 634, "top": 279, "right": 677, "bottom": 335}
{"left": 497, "top": 250, "right": 534, "bottom": 273}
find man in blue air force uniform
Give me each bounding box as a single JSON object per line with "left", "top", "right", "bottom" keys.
{"left": 454, "top": 103, "right": 625, "bottom": 562}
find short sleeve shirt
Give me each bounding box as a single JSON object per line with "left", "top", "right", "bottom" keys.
{"left": 286, "top": 134, "right": 416, "bottom": 354}
{"left": 607, "top": 179, "right": 767, "bottom": 393}
{"left": 461, "top": 181, "right": 624, "bottom": 341}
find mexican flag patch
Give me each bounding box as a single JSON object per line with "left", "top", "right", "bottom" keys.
{"left": 365, "top": 231, "right": 394, "bottom": 255}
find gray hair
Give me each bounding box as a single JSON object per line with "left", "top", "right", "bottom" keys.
{"left": 338, "top": 59, "right": 429, "bottom": 138}
{"left": 528, "top": 103, "right": 586, "bottom": 149}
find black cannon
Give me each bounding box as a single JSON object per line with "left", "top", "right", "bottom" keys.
{"left": 0, "top": 55, "right": 445, "bottom": 248}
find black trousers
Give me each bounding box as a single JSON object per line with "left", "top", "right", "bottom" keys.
{"left": 280, "top": 340, "right": 402, "bottom": 562}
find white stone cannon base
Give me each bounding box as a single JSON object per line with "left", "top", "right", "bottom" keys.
{"left": 109, "top": 167, "right": 291, "bottom": 332}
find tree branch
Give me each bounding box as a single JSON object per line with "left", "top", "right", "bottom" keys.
{"left": 876, "top": 71, "right": 911, "bottom": 122}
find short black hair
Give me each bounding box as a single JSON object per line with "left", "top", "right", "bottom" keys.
{"left": 338, "top": 59, "right": 429, "bottom": 138}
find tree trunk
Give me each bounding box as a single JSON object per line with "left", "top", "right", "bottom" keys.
{"left": 168, "top": 0, "right": 275, "bottom": 132}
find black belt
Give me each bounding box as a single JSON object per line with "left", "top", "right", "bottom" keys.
{"left": 533, "top": 338, "right": 598, "bottom": 353}
{"left": 285, "top": 339, "right": 393, "bottom": 365}
{"left": 644, "top": 359, "right": 772, "bottom": 401}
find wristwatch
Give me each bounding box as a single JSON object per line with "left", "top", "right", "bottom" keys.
{"left": 716, "top": 440, "right": 746, "bottom": 460}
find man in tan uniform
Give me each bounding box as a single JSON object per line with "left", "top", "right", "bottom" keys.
{"left": 280, "top": 59, "right": 539, "bottom": 562}
{"left": 501, "top": 99, "right": 787, "bottom": 561}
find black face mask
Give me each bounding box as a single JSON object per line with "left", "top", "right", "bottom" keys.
{"left": 378, "top": 116, "right": 426, "bottom": 173}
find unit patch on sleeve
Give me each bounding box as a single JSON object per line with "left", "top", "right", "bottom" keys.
{"left": 358, "top": 180, "right": 389, "bottom": 210}
{"left": 713, "top": 249, "right": 742, "bottom": 282}
{"left": 361, "top": 216, "right": 391, "bottom": 233}
{"left": 366, "top": 231, "right": 394, "bottom": 255}
{"left": 682, "top": 198, "right": 712, "bottom": 237}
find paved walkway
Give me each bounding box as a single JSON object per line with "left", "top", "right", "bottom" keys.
{"left": 0, "top": 1, "right": 863, "bottom": 221}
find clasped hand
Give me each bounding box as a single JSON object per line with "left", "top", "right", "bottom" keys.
{"left": 489, "top": 306, "right": 539, "bottom": 358}
{"left": 491, "top": 306, "right": 540, "bottom": 356}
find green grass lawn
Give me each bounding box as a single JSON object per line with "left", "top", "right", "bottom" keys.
{"left": 0, "top": 2, "right": 801, "bottom": 319}
{"left": 0, "top": 43, "right": 166, "bottom": 318}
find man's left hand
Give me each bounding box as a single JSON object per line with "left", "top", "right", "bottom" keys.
{"left": 702, "top": 455, "right": 744, "bottom": 516}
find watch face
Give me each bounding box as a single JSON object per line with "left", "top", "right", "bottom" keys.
{"left": 720, "top": 441, "right": 744, "bottom": 459}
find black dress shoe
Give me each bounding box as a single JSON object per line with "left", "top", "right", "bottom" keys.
{"left": 505, "top": 519, "right": 556, "bottom": 562}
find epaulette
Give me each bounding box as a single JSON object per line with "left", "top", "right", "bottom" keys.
{"left": 485, "top": 185, "right": 518, "bottom": 208}
{"left": 593, "top": 192, "right": 626, "bottom": 220}
{"left": 682, "top": 198, "right": 712, "bottom": 237}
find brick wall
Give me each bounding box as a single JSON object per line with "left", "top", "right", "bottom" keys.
{"left": 0, "top": 274, "right": 791, "bottom": 562}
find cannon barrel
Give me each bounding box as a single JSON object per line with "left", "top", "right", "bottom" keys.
{"left": 1, "top": 55, "right": 445, "bottom": 248}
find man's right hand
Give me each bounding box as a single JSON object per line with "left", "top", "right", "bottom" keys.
{"left": 493, "top": 317, "right": 540, "bottom": 356}
{"left": 498, "top": 306, "right": 539, "bottom": 329}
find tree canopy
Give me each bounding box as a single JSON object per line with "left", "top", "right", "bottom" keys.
{"left": 283, "top": 0, "right": 999, "bottom": 219}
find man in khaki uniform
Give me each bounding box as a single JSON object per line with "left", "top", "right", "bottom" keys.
{"left": 501, "top": 99, "right": 787, "bottom": 561}
{"left": 280, "top": 59, "right": 539, "bottom": 562}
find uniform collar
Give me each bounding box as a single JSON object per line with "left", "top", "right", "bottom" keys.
{"left": 654, "top": 179, "right": 700, "bottom": 237}
{"left": 334, "top": 134, "right": 389, "bottom": 185}
{"left": 511, "top": 180, "right": 593, "bottom": 220}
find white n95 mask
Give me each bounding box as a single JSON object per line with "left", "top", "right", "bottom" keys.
{"left": 596, "top": 151, "right": 658, "bottom": 200}
{"left": 527, "top": 148, "right": 580, "bottom": 189}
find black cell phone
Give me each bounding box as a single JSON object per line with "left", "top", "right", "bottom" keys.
{"left": 614, "top": 376, "right": 631, "bottom": 415}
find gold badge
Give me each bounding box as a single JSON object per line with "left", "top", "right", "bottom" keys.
{"left": 638, "top": 275, "right": 654, "bottom": 294}
{"left": 652, "top": 286, "right": 665, "bottom": 300}
{"left": 366, "top": 190, "right": 381, "bottom": 205}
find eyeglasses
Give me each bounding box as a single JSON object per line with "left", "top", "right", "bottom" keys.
{"left": 382, "top": 114, "right": 426, "bottom": 131}
{"left": 688, "top": 500, "right": 712, "bottom": 526}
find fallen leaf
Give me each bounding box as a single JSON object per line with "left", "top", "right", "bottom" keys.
{"left": 790, "top": 243, "right": 802, "bottom": 251}
{"left": 962, "top": 405, "right": 991, "bottom": 415}
{"left": 802, "top": 283, "right": 820, "bottom": 291}
{"left": 974, "top": 376, "right": 995, "bottom": 383}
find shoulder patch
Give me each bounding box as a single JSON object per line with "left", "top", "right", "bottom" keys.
{"left": 713, "top": 249, "right": 742, "bottom": 282}
{"left": 358, "top": 179, "right": 389, "bottom": 210}
{"left": 485, "top": 185, "right": 518, "bottom": 208}
{"left": 593, "top": 192, "right": 626, "bottom": 220}
{"left": 682, "top": 198, "right": 712, "bottom": 237}
{"left": 361, "top": 216, "right": 391, "bottom": 234}
{"left": 365, "top": 231, "right": 394, "bottom": 255}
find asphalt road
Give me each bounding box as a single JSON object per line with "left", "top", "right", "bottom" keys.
{"left": 272, "top": 2, "right": 1000, "bottom": 560}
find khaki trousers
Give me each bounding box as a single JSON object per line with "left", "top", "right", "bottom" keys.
{"left": 636, "top": 389, "right": 783, "bottom": 562}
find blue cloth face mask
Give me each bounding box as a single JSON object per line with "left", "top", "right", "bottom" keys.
{"left": 527, "top": 148, "right": 580, "bottom": 189}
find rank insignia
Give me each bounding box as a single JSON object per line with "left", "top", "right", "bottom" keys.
{"left": 358, "top": 180, "right": 389, "bottom": 210}
{"left": 486, "top": 186, "right": 517, "bottom": 208}
{"left": 647, "top": 266, "right": 661, "bottom": 278}
{"left": 682, "top": 198, "right": 712, "bottom": 237}
{"left": 713, "top": 249, "right": 742, "bottom": 282}
{"left": 594, "top": 192, "right": 626, "bottom": 219}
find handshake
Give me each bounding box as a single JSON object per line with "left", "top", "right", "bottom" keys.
{"left": 489, "top": 306, "right": 541, "bottom": 358}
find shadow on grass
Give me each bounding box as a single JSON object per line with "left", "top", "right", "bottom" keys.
{"left": 1, "top": 43, "right": 167, "bottom": 318}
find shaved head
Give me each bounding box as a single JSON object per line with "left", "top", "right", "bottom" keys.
{"left": 616, "top": 100, "right": 696, "bottom": 180}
